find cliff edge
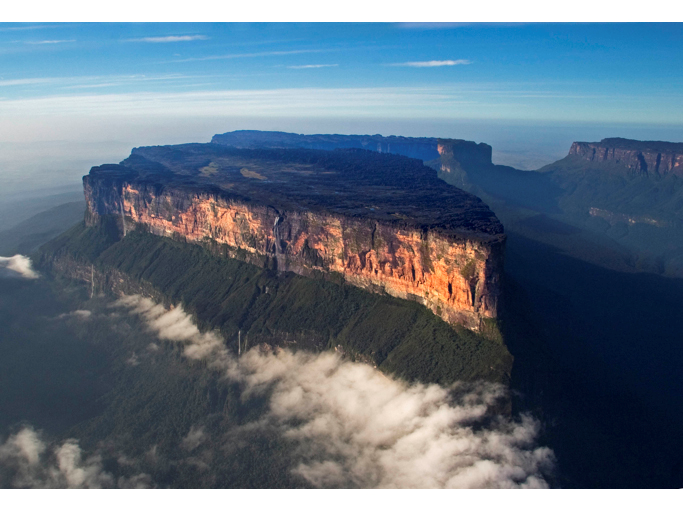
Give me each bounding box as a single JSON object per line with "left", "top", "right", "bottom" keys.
{"left": 568, "top": 138, "right": 683, "bottom": 177}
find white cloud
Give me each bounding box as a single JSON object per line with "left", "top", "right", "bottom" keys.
{"left": 172, "top": 49, "right": 323, "bottom": 63}
{"left": 0, "top": 427, "right": 148, "bottom": 488}
{"left": 0, "top": 77, "right": 59, "bottom": 87}
{"left": 115, "top": 295, "right": 554, "bottom": 488}
{"left": 127, "top": 35, "right": 208, "bottom": 43}
{"left": 0, "top": 255, "right": 39, "bottom": 279}
{"left": 0, "top": 426, "right": 154, "bottom": 488}
{"left": 389, "top": 60, "right": 471, "bottom": 67}
{"left": 0, "top": 87, "right": 476, "bottom": 121}
{"left": 287, "top": 64, "right": 338, "bottom": 69}
{"left": 25, "top": 39, "right": 75, "bottom": 45}
{"left": 181, "top": 426, "right": 208, "bottom": 452}
{"left": 0, "top": 73, "right": 195, "bottom": 90}
{"left": 395, "top": 23, "right": 470, "bottom": 29}
{"left": 236, "top": 350, "right": 554, "bottom": 488}
{"left": 56, "top": 310, "right": 92, "bottom": 320}
{"left": 112, "top": 295, "right": 231, "bottom": 368}
{"left": 0, "top": 25, "right": 60, "bottom": 32}
{"left": 0, "top": 427, "right": 45, "bottom": 466}
{"left": 126, "top": 352, "right": 140, "bottom": 366}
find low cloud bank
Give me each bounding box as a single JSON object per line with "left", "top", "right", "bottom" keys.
{"left": 113, "top": 295, "right": 231, "bottom": 367}
{"left": 0, "top": 426, "right": 150, "bottom": 488}
{"left": 115, "top": 295, "right": 555, "bottom": 488}
{"left": 0, "top": 255, "right": 39, "bottom": 279}
{"left": 56, "top": 309, "right": 92, "bottom": 320}
{"left": 235, "top": 350, "right": 554, "bottom": 488}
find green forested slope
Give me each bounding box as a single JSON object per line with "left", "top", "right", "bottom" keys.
{"left": 39, "top": 222, "right": 511, "bottom": 386}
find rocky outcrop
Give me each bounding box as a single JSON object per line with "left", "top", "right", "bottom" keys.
{"left": 437, "top": 139, "right": 493, "bottom": 170}
{"left": 83, "top": 143, "right": 505, "bottom": 330}
{"left": 569, "top": 138, "right": 683, "bottom": 176}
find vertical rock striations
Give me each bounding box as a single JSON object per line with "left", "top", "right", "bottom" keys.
{"left": 569, "top": 138, "right": 683, "bottom": 176}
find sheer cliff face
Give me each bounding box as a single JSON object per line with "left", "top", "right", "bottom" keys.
{"left": 83, "top": 144, "right": 505, "bottom": 330}
{"left": 569, "top": 139, "right": 683, "bottom": 176}
{"left": 437, "top": 140, "right": 493, "bottom": 170}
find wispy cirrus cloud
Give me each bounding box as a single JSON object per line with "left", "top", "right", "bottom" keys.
{"left": 0, "top": 24, "right": 61, "bottom": 32}
{"left": 25, "top": 39, "right": 75, "bottom": 45}
{"left": 0, "top": 83, "right": 668, "bottom": 126}
{"left": 0, "top": 87, "right": 477, "bottom": 120}
{"left": 126, "top": 35, "right": 208, "bottom": 43}
{"left": 395, "top": 23, "right": 526, "bottom": 30}
{"left": 286, "top": 64, "right": 338, "bottom": 69}
{"left": 171, "top": 49, "right": 324, "bottom": 63}
{"left": 395, "top": 23, "right": 471, "bottom": 29}
{"left": 0, "top": 73, "right": 202, "bottom": 91}
{"left": 389, "top": 59, "right": 471, "bottom": 67}
{"left": 0, "top": 77, "right": 60, "bottom": 87}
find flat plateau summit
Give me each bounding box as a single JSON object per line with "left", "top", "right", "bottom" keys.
{"left": 84, "top": 142, "right": 505, "bottom": 329}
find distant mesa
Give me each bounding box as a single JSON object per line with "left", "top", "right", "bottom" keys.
{"left": 212, "top": 130, "right": 495, "bottom": 177}
{"left": 568, "top": 137, "right": 683, "bottom": 176}
{"left": 212, "top": 130, "right": 491, "bottom": 165}
{"left": 436, "top": 139, "right": 493, "bottom": 172}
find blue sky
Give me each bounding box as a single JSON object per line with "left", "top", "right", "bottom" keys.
{"left": 1, "top": 22, "right": 682, "bottom": 195}
{"left": 1, "top": 22, "right": 682, "bottom": 123}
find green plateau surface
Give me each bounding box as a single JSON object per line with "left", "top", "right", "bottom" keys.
{"left": 39, "top": 221, "right": 511, "bottom": 387}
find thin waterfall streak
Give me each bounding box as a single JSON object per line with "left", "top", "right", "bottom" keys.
{"left": 120, "top": 201, "right": 127, "bottom": 237}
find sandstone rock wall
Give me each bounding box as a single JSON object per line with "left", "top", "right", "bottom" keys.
{"left": 84, "top": 180, "right": 503, "bottom": 330}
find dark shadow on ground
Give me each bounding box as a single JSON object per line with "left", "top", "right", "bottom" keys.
{"left": 504, "top": 231, "right": 683, "bottom": 488}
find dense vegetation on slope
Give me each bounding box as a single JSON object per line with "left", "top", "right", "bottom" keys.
{"left": 39, "top": 222, "right": 511, "bottom": 386}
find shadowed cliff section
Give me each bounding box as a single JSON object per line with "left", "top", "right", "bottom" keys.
{"left": 433, "top": 136, "right": 683, "bottom": 486}
{"left": 211, "top": 130, "right": 442, "bottom": 162}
